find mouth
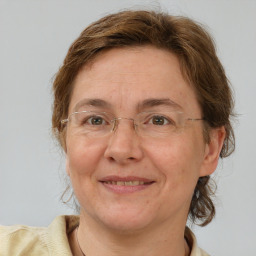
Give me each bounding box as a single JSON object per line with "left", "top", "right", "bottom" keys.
{"left": 99, "top": 176, "right": 155, "bottom": 194}
{"left": 102, "top": 180, "right": 153, "bottom": 186}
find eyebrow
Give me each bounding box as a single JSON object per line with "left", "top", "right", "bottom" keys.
{"left": 139, "top": 98, "right": 183, "bottom": 111}
{"left": 73, "top": 98, "right": 111, "bottom": 112}
{"left": 73, "top": 97, "right": 183, "bottom": 112}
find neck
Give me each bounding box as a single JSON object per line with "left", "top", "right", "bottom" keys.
{"left": 70, "top": 212, "right": 190, "bottom": 256}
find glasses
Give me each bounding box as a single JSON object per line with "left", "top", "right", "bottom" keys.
{"left": 61, "top": 111, "right": 204, "bottom": 138}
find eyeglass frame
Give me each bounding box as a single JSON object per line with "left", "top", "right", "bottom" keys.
{"left": 60, "top": 110, "right": 205, "bottom": 138}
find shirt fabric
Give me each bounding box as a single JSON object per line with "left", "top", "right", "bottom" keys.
{"left": 0, "top": 215, "right": 210, "bottom": 256}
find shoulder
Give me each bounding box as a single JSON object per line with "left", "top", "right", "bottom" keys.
{"left": 185, "top": 227, "right": 211, "bottom": 256}
{"left": 0, "top": 215, "right": 79, "bottom": 256}
{"left": 0, "top": 224, "right": 49, "bottom": 255}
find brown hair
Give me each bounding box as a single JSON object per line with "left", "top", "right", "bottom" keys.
{"left": 52, "top": 10, "right": 235, "bottom": 226}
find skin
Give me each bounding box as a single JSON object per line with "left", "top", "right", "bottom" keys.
{"left": 65, "top": 46, "right": 225, "bottom": 256}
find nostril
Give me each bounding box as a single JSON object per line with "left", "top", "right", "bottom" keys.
{"left": 108, "top": 156, "right": 115, "bottom": 162}
{"left": 107, "top": 156, "right": 135, "bottom": 163}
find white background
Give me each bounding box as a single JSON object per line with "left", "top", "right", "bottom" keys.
{"left": 0, "top": 0, "right": 255, "bottom": 255}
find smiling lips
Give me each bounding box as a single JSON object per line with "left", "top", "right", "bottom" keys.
{"left": 104, "top": 180, "right": 150, "bottom": 186}
{"left": 100, "top": 176, "right": 155, "bottom": 193}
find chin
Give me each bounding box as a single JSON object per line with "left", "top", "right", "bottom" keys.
{"left": 93, "top": 207, "right": 157, "bottom": 234}
{"left": 102, "top": 218, "right": 152, "bottom": 234}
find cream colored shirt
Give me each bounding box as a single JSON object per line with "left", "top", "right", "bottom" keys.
{"left": 0, "top": 215, "right": 209, "bottom": 256}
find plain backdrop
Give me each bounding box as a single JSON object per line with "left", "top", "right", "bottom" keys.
{"left": 0, "top": 0, "right": 256, "bottom": 255}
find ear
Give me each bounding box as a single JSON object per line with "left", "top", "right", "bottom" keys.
{"left": 199, "top": 126, "right": 226, "bottom": 177}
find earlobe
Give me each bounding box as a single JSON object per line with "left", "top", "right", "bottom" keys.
{"left": 199, "top": 126, "right": 226, "bottom": 177}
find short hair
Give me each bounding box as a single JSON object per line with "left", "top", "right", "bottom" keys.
{"left": 52, "top": 10, "right": 235, "bottom": 226}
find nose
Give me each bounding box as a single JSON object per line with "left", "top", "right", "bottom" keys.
{"left": 104, "top": 118, "right": 144, "bottom": 164}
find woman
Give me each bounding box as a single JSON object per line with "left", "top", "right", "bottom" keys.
{"left": 0, "top": 10, "right": 234, "bottom": 256}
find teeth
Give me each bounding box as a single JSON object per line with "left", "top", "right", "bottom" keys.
{"left": 104, "top": 181, "right": 147, "bottom": 186}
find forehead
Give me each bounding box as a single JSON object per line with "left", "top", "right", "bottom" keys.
{"left": 70, "top": 46, "right": 201, "bottom": 115}
{"left": 78, "top": 46, "right": 183, "bottom": 86}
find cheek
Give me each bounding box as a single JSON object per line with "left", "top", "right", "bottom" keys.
{"left": 66, "top": 136, "right": 105, "bottom": 176}
{"left": 144, "top": 133, "right": 205, "bottom": 188}
{"left": 65, "top": 137, "right": 106, "bottom": 206}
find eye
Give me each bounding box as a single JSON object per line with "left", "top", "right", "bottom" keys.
{"left": 72, "top": 111, "right": 112, "bottom": 129}
{"left": 78, "top": 113, "right": 109, "bottom": 126}
{"left": 87, "top": 116, "right": 107, "bottom": 125}
{"left": 150, "top": 115, "right": 170, "bottom": 125}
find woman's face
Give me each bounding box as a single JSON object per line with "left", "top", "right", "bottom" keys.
{"left": 65, "top": 46, "right": 218, "bottom": 232}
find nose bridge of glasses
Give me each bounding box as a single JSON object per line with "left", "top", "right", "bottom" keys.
{"left": 112, "top": 117, "right": 137, "bottom": 132}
